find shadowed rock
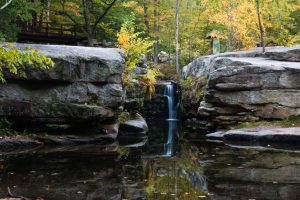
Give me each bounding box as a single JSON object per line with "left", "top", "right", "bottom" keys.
{"left": 0, "top": 44, "right": 125, "bottom": 138}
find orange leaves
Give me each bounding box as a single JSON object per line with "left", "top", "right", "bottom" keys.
{"left": 64, "top": 2, "right": 81, "bottom": 16}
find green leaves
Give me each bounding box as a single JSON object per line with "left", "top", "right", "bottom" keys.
{"left": 0, "top": 44, "right": 55, "bottom": 83}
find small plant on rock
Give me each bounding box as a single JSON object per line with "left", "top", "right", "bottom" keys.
{"left": 0, "top": 117, "right": 16, "bottom": 136}
{"left": 0, "top": 43, "right": 55, "bottom": 83}
{"left": 117, "top": 18, "right": 160, "bottom": 100}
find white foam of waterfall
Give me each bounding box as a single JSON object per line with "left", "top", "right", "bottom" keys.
{"left": 164, "top": 83, "right": 179, "bottom": 156}
{"left": 164, "top": 84, "right": 178, "bottom": 120}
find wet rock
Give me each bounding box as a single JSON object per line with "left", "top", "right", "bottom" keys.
{"left": 0, "top": 136, "right": 42, "bottom": 152}
{"left": 36, "top": 135, "right": 116, "bottom": 146}
{"left": 206, "top": 131, "right": 225, "bottom": 139}
{"left": 124, "top": 79, "right": 144, "bottom": 112}
{"left": 207, "top": 126, "right": 300, "bottom": 145}
{"left": 119, "top": 114, "right": 148, "bottom": 137}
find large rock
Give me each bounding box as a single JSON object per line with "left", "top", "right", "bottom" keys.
{"left": 119, "top": 113, "right": 148, "bottom": 137}
{"left": 124, "top": 79, "right": 145, "bottom": 112}
{"left": 0, "top": 44, "right": 125, "bottom": 136}
{"left": 182, "top": 46, "right": 300, "bottom": 132}
{"left": 182, "top": 46, "right": 300, "bottom": 79}
{"left": 207, "top": 126, "right": 300, "bottom": 145}
{"left": 3, "top": 43, "right": 124, "bottom": 84}
{"left": 266, "top": 45, "right": 300, "bottom": 62}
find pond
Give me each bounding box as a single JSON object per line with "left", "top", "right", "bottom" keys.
{"left": 0, "top": 120, "right": 300, "bottom": 200}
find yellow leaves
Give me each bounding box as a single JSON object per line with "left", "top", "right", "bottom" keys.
{"left": 208, "top": 1, "right": 259, "bottom": 49}
{"left": 64, "top": 2, "right": 81, "bottom": 16}
{"left": 117, "top": 27, "right": 132, "bottom": 52}
{"left": 0, "top": 45, "right": 55, "bottom": 83}
{"left": 139, "top": 68, "right": 161, "bottom": 100}
{"left": 207, "top": 30, "right": 227, "bottom": 40}
{"left": 121, "top": 1, "right": 138, "bottom": 8}
{"left": 117, "top": 23, "right": 159, "bottom": 99}
{"left": 117, "top": 24, "right": 154, "bottom": 74}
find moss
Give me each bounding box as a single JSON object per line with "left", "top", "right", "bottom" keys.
{"left": 0, "top": 118, "right": 17, "bottom": 136}
{"left": 117, "top": 112, "right": 130, "bottom": 124}
{"left": 180, "top": 76, "right": 208, "bottom": 105}
{"left": 157, "top": 63, "right": 178, "bottom": 80}
{"left": 45, "top": 103, "right": 63, "bottom": 117}
{"left": 155, "top": 84, "right": 165, "bottom": 95}
{"left": 117, "top": 146, "right": 130, "bottom": 158}
{"left": 87, "top": 93, "right": 99, "bottom": 105}
{"left": 230, "top": 115, "right": 300, "bottom": 129}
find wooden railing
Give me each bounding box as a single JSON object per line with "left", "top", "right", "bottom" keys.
{"left": 19, "top": 21, "right": 83, "bottom": 38}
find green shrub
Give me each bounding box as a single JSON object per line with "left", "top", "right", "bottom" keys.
{"left": 0, "top": 118, "right": 16, "bottom": 136}
{"left": 117, "top": 112, "right": 130, "bottom": 124}
{"left": 0, "top": 43, "right": 55, "bottom": 83}
{"left": 180, "top": 76, "right": 208, "bottom": 105}
{"left": 231, "top": 115, "right": 300, "bottom": 129}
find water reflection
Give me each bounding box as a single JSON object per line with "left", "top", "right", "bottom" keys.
{"left": 143, "top": 120, "right": 180, "bottom": 158}
{"left": 143, "top": 140, "right": 300, "bottom": 200}
{"left": 164, "top": 120, "right": 180, "bottom": 157}
{"left": 0, "top": 126, "right": 300, "bottom": 199}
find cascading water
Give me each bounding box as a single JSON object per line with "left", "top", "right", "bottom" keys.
{"left": 164, "top": 83, "right": 180, "bottom": 156}
{"left": 164, "top": 84, "right": 178, "bottom": 120}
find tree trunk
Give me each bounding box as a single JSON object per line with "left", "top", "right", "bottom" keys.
{"left": 87, "top": 34, "right": 95, "bottom": 46}
{"left": 256, "top": 0, "right": 266, "bottom": 53}
{"left": 168, "top": 22, "right": 172, "bottom": 65}
{"left": 153, "top": 0, "right": 159, "bottom": 63}
{"left": 175, "top": 0, "right": 180, "bottom": 73}
{"left": 142, "top": 0, "right": 150, "bottom": 35}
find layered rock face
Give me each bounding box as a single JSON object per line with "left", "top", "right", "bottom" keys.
{"left": 182, "top": 46, "right": 300, "bottom": 132}
{"left": 0, "top": 44, "right": 125, "bottom": 136}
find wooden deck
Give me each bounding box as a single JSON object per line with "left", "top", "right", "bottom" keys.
{"left": 17, "top": 22, "right": 87, "bottom": 45}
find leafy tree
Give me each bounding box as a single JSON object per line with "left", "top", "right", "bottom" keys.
{"left": 256, "top": 0, "right": 266, "bottom": 52}
{"left": 117, "top": 19, "right": 160, "bottom": 99}
{"left": 51, "top": 0, "right": 118, "bottom": 46}
{"left": 0, "top": 0, "right": 41, "bottom": 41}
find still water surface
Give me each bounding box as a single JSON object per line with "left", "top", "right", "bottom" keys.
{"left": 0, "top": 120, "right": 300, "bottom": 200}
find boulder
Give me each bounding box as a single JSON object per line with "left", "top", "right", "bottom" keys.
{"left": 265, "top": 45, "right": 300, "bottom": 62}
{"left": 0, "top": 44, "right": 125, "bottom": 136}
{"left": 124, "top": 79, "right": 145, "bottom": 112}
{"left": 207, "top": 126, "right": 300, "bottom": 145}
{"left": 182, "top": 46, "right": 300, "bottom": 131}
{"left": 119, "top": 113, "right": 148, "bottom": 137}
{"left": 158, "top": 51, "right": 170, "bottom": 63}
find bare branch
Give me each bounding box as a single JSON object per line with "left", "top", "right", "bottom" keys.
{"left": 0, "top": 0, "right": 13, "bottom": 11}
{"left": 92, "top": 0, "right": 117, "bottom": 31}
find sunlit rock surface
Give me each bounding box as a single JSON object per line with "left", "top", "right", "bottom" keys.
{"left": 207, "top": 126, "right": 300, "bottom": 145}
{"left": 182, "top": 46, "right": 300, "bottom": 132}
{"left": 0, "top": 44, "right": 125, "bottom": 137}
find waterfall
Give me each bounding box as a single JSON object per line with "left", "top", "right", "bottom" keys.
{"left": 164, "top": 84, "right": 178, "bottom": 120}
{"left": 164, "top": 83, "right": 179, "bottom": 157}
